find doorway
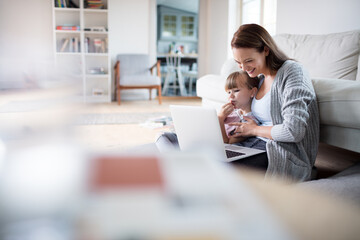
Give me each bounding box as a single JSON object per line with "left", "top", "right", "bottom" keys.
{"left": 156, "top": 0, "right": 199, "bottom": 97}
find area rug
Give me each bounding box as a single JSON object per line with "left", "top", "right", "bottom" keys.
{"left": 75, "top": 112, "right": 171, "bottom": 125}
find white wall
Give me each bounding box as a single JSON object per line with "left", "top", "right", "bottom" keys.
{"left": 109, "top": 0, "right": 152, "bottom": 57}
{"left": 227, "top": 0, "right": 240, "bottom": 59}
{"left": 0, "top": 0, "right": 53, "bottom": 88}
{"left": 198, "top": 0, "right": 230, "bottom": 76}
{"left": 109, "top": 0, "right": 231, "bottom": 98}
{"left": 0, "top": 0, "right": 257, "bottom": 95}
{"left": 108, "top": 0, "right": 157, "bottom": 100}
{"left": 277, "top": 0, "right": 360, "bottom": 34}
{"left": 0, "top": 0, "right": 157, "bottom": 99}
{"left": 4, "top": 0, "right": 358, "bottom": 92}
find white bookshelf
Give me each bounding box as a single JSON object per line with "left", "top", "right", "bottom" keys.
{"left": 52, "top": 0, "right": 111, "bottom": 103}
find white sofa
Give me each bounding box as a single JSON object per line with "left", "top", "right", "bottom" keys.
{"left": 197, "top": 30, "right": 360, "bottom": 153}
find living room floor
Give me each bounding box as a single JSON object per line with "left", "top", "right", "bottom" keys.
{"left": 75, "top": 97, "right": 360, "bottom": 179}
{"left": 1, "top": 89, "right": 359, "bottom": 180}
{"left": 73, "top": 97, "right": 202, "bottom": 151}
{"left": 2, "top": 91, "right": 359, "bottom": 239}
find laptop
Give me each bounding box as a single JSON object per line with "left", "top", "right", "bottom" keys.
{"left": 170, "top": 105, "right": 265, "bottom": 162}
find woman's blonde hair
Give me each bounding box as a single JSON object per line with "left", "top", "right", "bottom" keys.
{"left": 225, "top": 71, "right": 259, "bottom": 91}
{"left": 231, "top": 24, "right": 290, "bottom": 72}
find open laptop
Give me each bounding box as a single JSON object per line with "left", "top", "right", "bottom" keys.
{"left": 170, "top": 105, "right": 265, "bottom": 162}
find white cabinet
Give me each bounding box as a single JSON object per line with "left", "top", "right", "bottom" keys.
{"left": 158, "top": 5, "right": 198, "bottom": 42}
{"left": 52, "top": 0, "right": 111, "bottom": 103}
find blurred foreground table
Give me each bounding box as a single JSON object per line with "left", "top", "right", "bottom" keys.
{"left": 232, "top": 166, "right": 360, "bottom": 240}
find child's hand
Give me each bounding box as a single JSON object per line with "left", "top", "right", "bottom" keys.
{"left": 218, "top": 102, "right": 234, "bottom": 121}
{"left": 229, "top": 116, "right": 259, "bottom": 137}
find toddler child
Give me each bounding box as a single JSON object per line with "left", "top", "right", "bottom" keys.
{"left": 218, "top": 71, "right": 260, "bottom": 144}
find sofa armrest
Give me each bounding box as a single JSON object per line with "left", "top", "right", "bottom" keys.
{"left": 312, "top": 78, "right": 360, "bottom": 129}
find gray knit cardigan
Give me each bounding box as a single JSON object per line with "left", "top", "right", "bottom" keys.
{"left": 265, "top": 60, "right": 320, "bottom": 182}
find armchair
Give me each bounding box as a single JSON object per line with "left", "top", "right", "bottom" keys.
{"left": 114, "top": 54, "right": 162, "bottom": 105}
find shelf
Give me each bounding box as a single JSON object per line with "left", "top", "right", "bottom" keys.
{"left": 55, "top": 7, "right": 80, "bottom": 12}
{"left": 85, "top": 53, "right": 108, "bottom": 57}
{"left": 53, "top": 0, "right": 110, "bottom": 103}
{"left": 86, "top": 74, "right": 109, "bottom": 78}
{"left": 84, "top": 31, "right": 108, "bottom": 35}
{"left": 56, "top": 52, "right": 81, "bottom": 55}
{"left": 55, "top": 30, "right": 81, "bottom": 33}
{"left": 83, "top": 9, "right": 108, "bottom": 13}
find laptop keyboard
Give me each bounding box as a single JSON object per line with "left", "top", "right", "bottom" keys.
{"left": 226, "top": 150, "right": 245, "bottom": 158}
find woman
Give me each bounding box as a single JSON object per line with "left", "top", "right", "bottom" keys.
{"left": 157, "top": 23, "right": 319, "bottom": 181}
{"left": 229, "top": 24, "right": 319, "bottom": 181}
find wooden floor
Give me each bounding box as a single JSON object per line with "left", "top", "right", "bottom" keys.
{"left": 1, "top": 89, "right": 359, "bottom": 179}
{"left": 315, "top": 143, "right": 360, "bottom": 178}
{"left": 77, "top": 97, "right": 360, "bottom": 179}
{"left": 73, "top": 97, "right": 202, "bottom": 152}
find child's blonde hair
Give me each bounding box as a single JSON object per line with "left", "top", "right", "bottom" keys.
{"left": 225, "top": 71, "right": 260, "bottom": 91}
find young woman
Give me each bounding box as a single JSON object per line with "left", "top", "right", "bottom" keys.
{"left": 156, "top": 24, "right": 319, "bottom": 181}
{"left": 229, "top": 24, "right": 319, "bottom": 181}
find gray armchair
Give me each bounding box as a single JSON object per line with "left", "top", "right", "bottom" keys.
{"left": 114, "top": 54, "right": 162, "bottom": 105}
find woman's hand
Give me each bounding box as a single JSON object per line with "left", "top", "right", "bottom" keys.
{"left": 218, "top": 102, "right": 234, "bottom": 121}
{"left": 229, "top": 116, "right": 258, "bottom": 137}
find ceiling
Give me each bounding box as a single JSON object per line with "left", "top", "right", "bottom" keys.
{"left": 157, "top": 0, "right": 199, "bottom": 13}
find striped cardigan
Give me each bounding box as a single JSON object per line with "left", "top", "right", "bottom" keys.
{"left": 265, "top": 60, "right": 320, "bottom": 181}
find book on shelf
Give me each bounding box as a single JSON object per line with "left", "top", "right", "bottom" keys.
{"left": 84, "top": 26, "right": 108, "bottom": 32}
{"left": 59, "top": 37, "right": 80, "bottom": 52}
{"left": 105, "top": 38, "right": 108, "bottom": 52}
{"left": 94, "top": 38, "right": 102, "bottom": 53}
{"left": 85, "top": 0, "right": 105, "bottom": 9}
{"left": 73, "top": 37, "right": 78, "bottom": 52}
{"left": 55, "top": 0, "right": 66, "bottom": 8}
{"left": 101, "top": 41, "right": 105, "bottom": 53}
{"left": 55, "top": 0, "right": 61, "bottom": 7}
{"left": 89, "top": 67, "right": 106, "bottom": 74}
{"left": 59, "top": 38, "right": 69, "bottom": 52}
{"left": 68, "top": 0, "right": 79, "bottom": 8}
{"left": 55, "top": 0, "right": 79, "bottom": 8}
{"left": 92, "top": 88, "right": 104, "bottom": 96}
{"left": 91, "top": 26, "right": 107, "bottom": 32}
{"left": 84, "top": 37, "right": 90, "bottom": 53}
{"left": 56, "top": 25, "right": 80, "bottom": 31}
{"left": 93, "top": 38, "right": 107, "bottom": 53}
{"left": 69, "top": 38, "right": 73, "bottom": 52}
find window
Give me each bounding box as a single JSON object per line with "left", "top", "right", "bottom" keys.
{"left": 242, "top": 0, "right": 261, "bottom": 25}
{"left": 181, "top": 16, "right": 195, "bottom": 37}
{"left": 241, "top": 0, "right": 277, "bottom": 36}
{"left": 163, "top": 15, "right": 177, "bottom": 37}
{"left": 263, "top": 0, "right": 277, "bottom": 36}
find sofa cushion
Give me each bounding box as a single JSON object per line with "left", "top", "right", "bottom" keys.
{"left": 196, "top": 74, "right": 227, "bottom": 103}
{"left": 220, "top": 58, "right": 241, "bottom": 77}
{"left": 120, "top": 75, "right": 160, "bottom": 86}
{"left": 312, "top": 78, "right": 360, "bottom": 129}
{"left": 274, "top": 31, "right": 360, "bottom": 80}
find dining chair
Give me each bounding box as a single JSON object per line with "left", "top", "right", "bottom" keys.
{"left": 162, "top": 54, "right": 187, "bottom": 96}
{"left": 114, "top": 54, "right": 162, "bottom": 105}
{"left": 182, "top": 70, "right": 198, "bottom": 96}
